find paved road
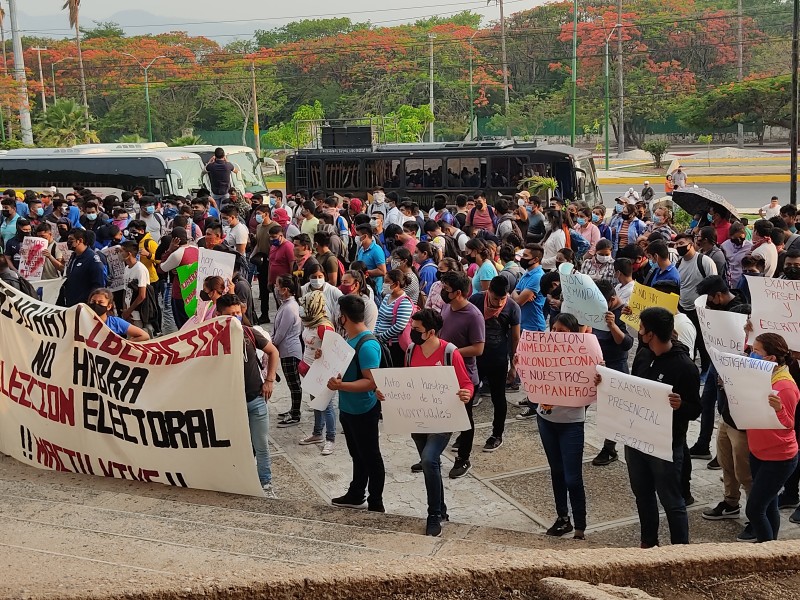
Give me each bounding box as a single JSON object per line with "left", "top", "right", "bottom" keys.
{"left": 599, "top": 182, "right": 791, "bottom": 212}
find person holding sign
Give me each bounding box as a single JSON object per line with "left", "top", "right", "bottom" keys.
{"left": 327, "top": 295, "right": 386, "bottom": 513}
{"left": 378, "top": 308, "right": 473, "bottom": 537}
{"left": 595, "top": 308, "right": 701, "bottom": 548}
{"left": 742, "top": 333, "right": 799, "bottom": 543}
{"left": 537, "top": 313, "right": 589, "bottom": 539}
{"left": 298, "top": 290, "right": 337, "bottom": 456}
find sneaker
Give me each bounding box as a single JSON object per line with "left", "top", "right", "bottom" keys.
{"left": 277, "top": 415, "right": 300, "bottom": 428}
{"left": 368, "top": 502, "right": 386, "bottom": 513}
{"left": 790, "top": 507, "right": 800, "bottom": 524}
{"left": 449, "top": 458, "right": 471, "bottom": 479}
{"left": 778, "top": 493, "right": 800, "bottom": 509}
{"left": 573, "top": 530, "right": 586, "bottom": 540}
{"left": 277, "top": 410, "right": 291, "bottom": 419}
{"left": 262, "top": 483, "right": 277, "bottom": 499}
{"left": 517, "top": 399, "right": 529, "bottom": 406}
{"left": 702, "top": 501, "right": 740, "bottom": 520}
{"left": 321, "top": 440, "right": 335, "bottom": 455}
{"left": 411, "top": 462, "right": 423, "bottom": 473}
{"left": 426, "top": 515, "right": 442, "bottom": 537}
{"left": 483, "top": 436, "right": 504, "bottom": 452}
{"left": 516, "top": 406, "right": 537, "bottom": 420}
{"left": 592, "top": 448, "right": 618, "bottom": 466}
{"left": 546, "top": 516, "right": 573, "bottom": 537}
{"left": 707, "top": 457, "right": 721, "bottom": 470}
{"left": 689, "top": 444, "right": 712, "bottom": 460}
{"left": 684, "top": 495, "right": 696, "bottom": 507}
{"left": 331, "top": 494, "right": 368, "bottom": 509}
{"left": 736, "top": 523, "right": 757, "bottom": 542}
{"left": 473, "top": 395, "right": 483, "bottom": 407}
{"left": 299, "top": 434, "right": 324, "bottom": 445}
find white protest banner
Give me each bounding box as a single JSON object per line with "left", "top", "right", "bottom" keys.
{"left": 0, "top": 279, "right": 263, "bottom": 497}
{"left": 375, "top": 366, "right": 469, "bottom": 435}
{"left": 709, "top": 347, "right": 785, "bottom": 430}
{"left": 558, "top": 263, "right": 609, "bottom": 331}
{"left": 301, "top": 331, "right": 355, "bottom": 409}
{"left": 621, "top": 282, "right": 679, "bottom": 331}
{"left": 747, "top": 276, "right": 800, "bottom": 350}
{"left": 197, "top": 248, "right": 235, "bottom": 297}
{"left": 517, "top": 330, "right": 603, "bottom": 407}
{"left": 596, "top": 365, "right": 674, "bottom": 462}
{"left": 694, "top": 295, "right": 748, "bottom": 354}
{"left": 101, "top": 245, "right": 127, "bottom": 292}
{"left": 34, "top": 277, "right": 64, "bottom": 305}
{"left": 19, "top": 237, "right": 47, "bottom": 281}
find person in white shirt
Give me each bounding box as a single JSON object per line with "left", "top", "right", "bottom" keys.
{"left": 613, "top": 257, "right": 635, "bottom": 305}
{"left": 221, "top": 204, "right": 249, "bottom": 255}
{"left": 671, "top": 168, "right": 688, "bottom": 189}
{"left": 300, "top": 263, "right": 343, "bottom": 323}
{"left": 622, "top": 188, "right": 640, "bottom": 203}
{"left": 384, "top": 191, "right": 405, "bottom": 228}
{"left": 751, "top": 219, "right": 779, "bottom": 277}
{"left": 120, "top": 240, "right": 151, "bottom": 330}
{"left": 760, "top": 196, "right": 781, "bottom": 220}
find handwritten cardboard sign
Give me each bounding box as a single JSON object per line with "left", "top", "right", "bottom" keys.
{"left": 19, "top": 237, "right": 47, "bottom": 281}
{"left": 558, "top": 263, "right": 609, "bottom": 331}
{"left": 302, "top": 331, "right": 355, "bottom": 409}
{"left": 694, "top": 295, "right": 748, "bottom": 354}
{"left": 746, "top": 276, "right": 800, "bottom": 350}
{"left": 375, "top": 366, "right": 469, "bottom": 435}
{"left": 621, "top": 282, "right": 679, "bottom": 331}
{"left": 101, "top": 245, "right": 127, "bottom": 292}
{"left": 596, "top": 365, "right": 674, "bottom": 462}
{"left": 710, "top": 347, "right": 786, "bottom": 430}
{"left": 516, "top": 330, "right": 603, "bottom": 407}
{"left": 197, "top": 248, "right": 235, "bottom": 301}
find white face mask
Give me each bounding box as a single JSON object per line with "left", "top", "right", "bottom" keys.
{"left": 373, "top": 192, "right": 385, "bottom": 204}
{"left": 596, "top": 254, "right": 613, "bottom": 264}
{"left": 518, "top": 199, "right": 526, "bottom": 207}
{"left": 309, "top": 278, "right": 324, "bottom": 289}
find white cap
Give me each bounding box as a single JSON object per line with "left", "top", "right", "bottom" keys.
{"left": 644, "top": 180, "right": 650, "bottom": 185}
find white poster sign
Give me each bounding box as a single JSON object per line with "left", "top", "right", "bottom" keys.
{"left": 301, "top": 331, "right": 355, "bottom": 409}
{"left": 197, "top": 248, "right": 236, "bottom": 296}
{"left": 558, "top": 263, "right": 610, "bottom": 331}
{"left": 694, "top": 295, "right": 748, "bottom": 353}
{"left": 747, "top": 276, "right": 800, "bottom": 350}
{"left": 19, "top": 237, "right": 47, "bottom": 281}
{"left": 375, "top": 366, "right": 470, "bottom": 435}
{"left": 101, "top": 245, "right": 127, "bottom": 292}
{"left": 709, "top": 347, "right": 786, "bottom": 430}
{"left": 0, "top": 279, "right": 263, "bottom": 497}
{"left": 596, "top": 365, "right": 674, "bottom": 462}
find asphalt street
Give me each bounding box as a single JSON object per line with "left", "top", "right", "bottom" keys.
{"left": 599, "top": 182, "right": 790, "bottom": 212}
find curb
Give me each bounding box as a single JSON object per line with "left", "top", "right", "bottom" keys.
{"left": 599, "top": 175, "right": 790, "bottom": 185}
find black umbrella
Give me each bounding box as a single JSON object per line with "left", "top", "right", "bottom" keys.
{"left": 672, "top": 187, "right": 741, "bottom": 221}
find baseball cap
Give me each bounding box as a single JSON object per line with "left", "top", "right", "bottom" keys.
{"left": 349, "top": 198, "right": 363, "bottom": 213}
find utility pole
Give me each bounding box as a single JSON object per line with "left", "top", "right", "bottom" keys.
{"left": 737, "top": 0, "right": 744, "bottom": 148}
{"left": 8, "top": 0, "right": 32, "bottom": 145}
{"left": 605, "top": 25, "right": 621, "bottom": 171}
{"left": 429, "top": 33, "right": 436, "bottom": 143}
{"left": 791, "top": 0, "right": 799, "bottom": 205}
{"left": 498, "top": 0, "right": 511, "bottom": 138}
{"left": 468, "top": 32, "right": 478, "bottom": 140}
{"left": 617, "top": 0, "right": 625, "bottom": 156}
{"left": 570, "top": 0, "right": 577, "bottom": 147}
{"left": 32, "top": 47, "right": 48, "bottom": 113}
{"left": 251, "top": 61, "right": 261, "bottom": 158}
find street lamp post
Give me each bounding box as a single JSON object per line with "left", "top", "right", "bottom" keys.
{"left": 121, "top": 53, "right": 167, "bottom": 142}
{"left": 428, "top": 34, "right": 436, "bottom": 143}
{"left": 604, "top": 24, "right": 621, "bottom": 171}
{"left": 570, "top": 0, "right": 578, "bottom": 147}
{"left": 468, "top": 31, "right": 479, "bottom": 140}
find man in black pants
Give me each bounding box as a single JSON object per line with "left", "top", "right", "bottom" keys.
{"left": 469, "top": 276, "right": 520, "bottom": 452}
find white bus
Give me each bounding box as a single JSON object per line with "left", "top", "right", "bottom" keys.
{"left": 0, "top": 148, "right": 210, "bottom": 198}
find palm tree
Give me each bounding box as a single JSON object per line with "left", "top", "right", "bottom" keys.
{"left": 62, "top": 0, "right": 89, "bottom": 128}
{"left": 34, "top": 99, "right": 99, "bottom": 147}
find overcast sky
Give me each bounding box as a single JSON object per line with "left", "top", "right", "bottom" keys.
{"left": 20, "top": 0, "right": 546, "bottom": 40}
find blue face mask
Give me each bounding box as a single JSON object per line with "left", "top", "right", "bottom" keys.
{"left": 36, "top": 207, "right": 44, "bottom": 217}
{"left": 707, "top": 214, "right": 713, "bottom": 222}
{"left": 271, "top": 239, "right": 281, "bottom": 247}
{"left": 269, "top": 196, "right": 276, "bottom": 207}
{"left": 614, "top": 204, "right": 623, "bottom": 213}
{"left": 749, "top": 351, "right": 764, "bottom": 361}
{"left": 255, "top": 214, "right": 264, "bottom": 224}
{"left": 164, "top": 207, "right": 178, "bottom": 219}
{"left": 86, "top": 213, "right": 97, "bottom": 221}
{"left": 653, "top": 215, "right": 662, "bottom": 224}
{"left": 234, "top": 314, "right": 243, "bottom": 322}
{"left": 576, "top": 217, "right": 586, "bottom": 226}
{"left": 689, "top": 219, "right": 698, "bottom": 229}
{"left": 591, "top": 214, "right": 600, "bottom": 223}
{"left": 649, "top": 259, "right": 658, "bottom": 270}
{"left": 145, "top": 205, "right": 155, "bottom": 215}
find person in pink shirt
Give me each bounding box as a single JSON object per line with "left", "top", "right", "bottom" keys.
{"left": 268, "top": 224, "right": 295, "bottom": 305}
{"left": 743, "top": 333, "right": 799, "bottom": 542}
{"left": 466, "top": 192, "right": 496, "bottom": 234}
{"left": 575, "top": 207, "right": 601, "bottom": 257}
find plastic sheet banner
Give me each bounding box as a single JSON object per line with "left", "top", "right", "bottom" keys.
{"left": 0, "top": 279, "right": 263, "bottom": 497}
{"left": 746, "top": 276, "right": 800, "bottom": 351}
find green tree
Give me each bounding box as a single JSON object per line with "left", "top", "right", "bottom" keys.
{"left": 484, "top": 93, "right": 556, "bottom": 138}
{"left": 254, "top": 18, "right": 370, "bottom": 48}
{"left": 170, "top": 134, "right": 205, "bottom": 146}
{"left": 414, "top": 11, "right": 482, "bottom": 30}
{"left": 81, "top": 20, "right": 124, "bottom": 40}
{"left": 382, "top": 105, "right": 434, "bottom": 142}
{"left": 263, "top": 101, "right": 325, "bottom": 149}
{"left": 34, "top": 100, "right": 99, "bottom": 146}
{"left": 117, "top": 134, "right": 147, "bottom": 143}
{"left": 641, "top": 139, "right": 670, "bottom": 169}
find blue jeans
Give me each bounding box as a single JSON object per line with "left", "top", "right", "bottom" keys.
{"left": 411, "top": 432, "right": 452, "bottom": 518}
{"left": 313, "top": 397, "right": 336, "bottom": 441}
{"left": 747, "top": 453, "right": 799, "bottom": 542}
{"left": 625, "top": 439, "right": 688, "bottom": 547}
{"left": 247, "top": 397, "right": 272, "bottom": 485}
{"left": 537, "top": 416, "right": 587, "bottom": 530}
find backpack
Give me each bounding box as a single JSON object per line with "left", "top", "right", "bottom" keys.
{"left": 497, "top": 214, "right": 524, "bottom": 243}
{"left": 404, "top": 341, "right": 457, "bottom": 368}
{"left": 391, "top": 295, "right": 417, "bottom": 351}
{"left": 569, "top": 229, "right": 590, "bottom": 257}
{"left": 353, "top": 332, "right": 393, "bottom": 378}
{"left": 129, "top": 280, "right": 161, "bottom": 333}
{"left": 1, "top": 270, "right": 37, "bottom": 299}
{"left": 440, "top": 234, "right": 461, "bottom": 261}
{"left": 676, "top": 254, "right": 709, "bottom": 279}
{"left": 468, "top": 205, "right": 497, "bottom": 230}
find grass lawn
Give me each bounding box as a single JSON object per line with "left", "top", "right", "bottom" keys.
{"left": 265, "top": 175, "right": 286, "bottom": 183}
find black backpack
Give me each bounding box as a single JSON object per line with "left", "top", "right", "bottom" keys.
{"left": 353, "top": 333, "right": 393, "bottom": 377}
{"left": 129, "top": 281, "right": 161, "bottom": 333}
{"left": 441, "top": 234, "right": 461, "bottom": 261}
{"left": 2, "top": 271, "right": 38, "bottom": 299}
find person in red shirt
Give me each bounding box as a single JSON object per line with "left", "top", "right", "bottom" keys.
{"left": 710, "top": 206, "right": 732, "bottom": 244}
{"left": 378, "top": 308, "right": 473, "bottom": 537}
{"left": 743, "top": 333, "right": 799, "bottom": 542}
{"left": 268, "top": 224, "right": 295, "bottom": 306}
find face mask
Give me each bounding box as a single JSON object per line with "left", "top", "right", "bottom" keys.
{"left": 145, "top": 206, "right": 155, "bottom": 215}
{"left": 576, "top": 217, "right": 586, "bottom": 226}
{"left": 1, "top": 210, "right": 10, "bottom": 219}
{"left": 199, "top": 290, "right": 211, "bottom": 302}
{"left": 465, "top": 255, "right": 476, "bottom": 264}
{"left": 707, "top": 214, "right": 713, "bottom": 222}
{"left": 409, "top": 329, "right": 426, "bottom": 345}
{"left": 309, "top": 278, "right": 324, "bottom": 289}
{"left": 109, "top": 239, "right": 121, "bottom": 246}
{"left": 269, "top": 196, "right": 277, "bottom": 207}
{"left": 86, "top": 213, "right": 97, "bottom": 221}
{"left": 370, "top": 219, "right": 379, "bottom": 229}
{"left": 222, "top": 219, "right": 231, "bottom": 228}
{"left": 592, "top": 214, "right": 600, "bottom": 223}
{"left": 749, "top": 351, "right": 764, "bottom": 361}
{"left": 18, "top": 231, "right": 29, "bottom": 239}
{"left": 518, "top": 199, "right": 526, "bottom": 207}
{"left": 255, "top": 214, "right": 264, "bottom": 224}
{"left": 676, "top": 245, "right": 689, "bottom": 257}
{"left": 689, "top": 219, "right": 699, "bottom": 229}
{"left": 440, "top": 289, "right": 453, "bottom": 304}
{"left": 784, "top": 266, "right": 800, "bottom": 280}
{"left": 112, "top": 219, "right": 127, "bottom": 229}
{"left": 649, "top": 259, "right": 658, "bottom": 270}
{"left": 614, "top": 204, "right": 623, "bottom": 214}
{"left": 164, "top": 207, "right": 178, "bottom": 219}
{"left": 731, "top": 237, "right": 744, "bottom": 246}
{"left": 382, "top": 283, "right": 393, "bottom": 296}
{"left": 129, "top": 232, "right": 143, "bottom": 241}
{"left": 234, "top": 314, "right": 243, "bottom": 322}
{"left": 36, "top": 208, "right": 44, "bottom": 217}
{"left": 339, "top": 283, "right": 353, "bottom": 295}
{"left": 271, "top": 239, "right": 281, "bottom": 247}
{"left": 596, "top": 254, "right": 613, "bottom": 263}
{"left": 653, "top": 215, "right": 662, "bottom": 224}
{"left": 519, "top": 258, "right": 531, "bottom": 269}
{"left": 192, "top": 210, "right": 205, "bottom": 221}
{"left": 390, "top": 259, "right": 402, "bottom": 269}
{"left": 88, "top": 302, "right": 108, "bottom": 317}
{"left": 435, "top": 270, "right": 445, "bottom": 280}
{"left": 374, "top": 192, "right": 385, "bottom": 204}
{"left": 67, "top": 240, "right": 76, "bottom": 251}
